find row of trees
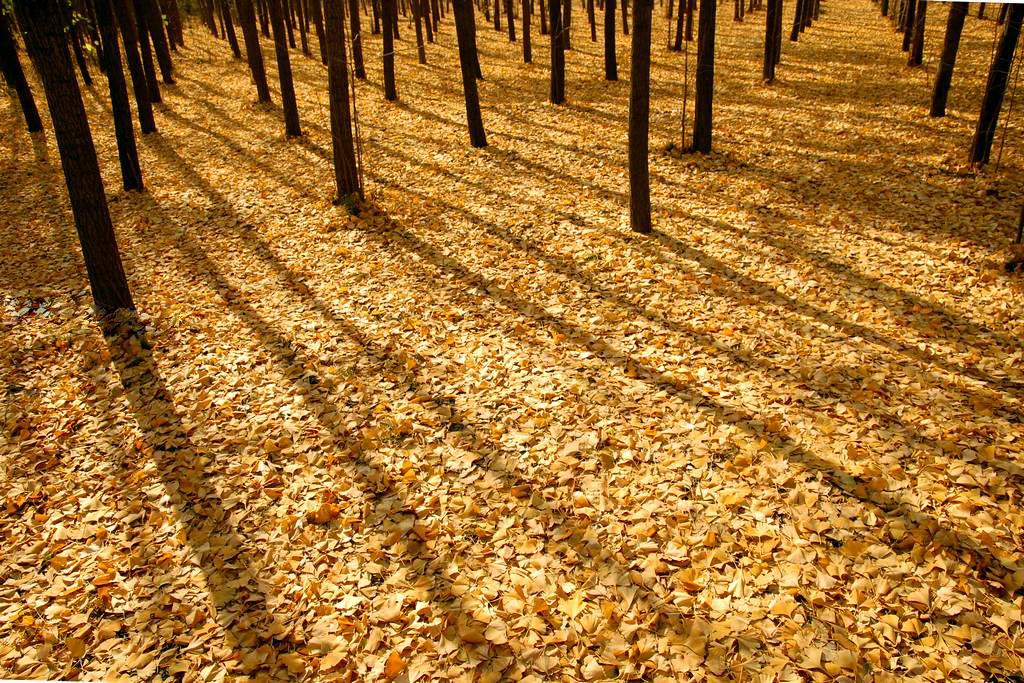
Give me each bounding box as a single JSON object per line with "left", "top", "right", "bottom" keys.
{"left": 2, "top": 0, "right": 1022, "bottom": 314}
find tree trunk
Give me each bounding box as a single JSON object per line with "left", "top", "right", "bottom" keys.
{"left": 628, "top": 0, "right": 652, "bottom": 233}
{"left": 762, "top": 0, "right": 778, "bottom": 81}
{"left": 350, "top": 0, "right": 367, "bottom": 76}
{"left": 495, "top": 0, "right": 502, "bottom": 30}
{"left": 134, "top": 5, "right": 162, "bottom": 102}
{"left": 692, "top": 0, "right": 714, "bottom": 152}
{"left": 523, "top": 0, "right": 532, "bottom": 60}
{"left": 541, "top": 0, "right": 548, "bottom": 33}
{"left": 219, "top": 0, "right": 243, "bottom": 58}
{"left": 672, "top": 0, "right": 684, "bottom": 48}
{"left": 268, "top": 0, "right": 302, "bottom": 134}
{"left": 371, "top": 0, "right": 381, "bottom": 33}
{"left": 238, "top": 0, "right": 272, "bottom": 102}
{"left": 550, "top": 0, "right": 565, "bottom": 102}
{"left": 0, "top": 11, "right": 44, "bottom": 132}
{"left": 136, "top": 0, "right": 174, "bottom": 82}
{"left": 562, "top": 0, "right": 571, "bottom": 48}
{"left": 453, "top": 0, "right": 487, "bottom": 146}
{"left": 163, "top": 0, "right": 185, "bottom": 46}
{"left": 62, "top": 2, "right": 93, "bottom": 86}
{"left": 789, "top": 0, "right": 802, "bottom": 40}
{"left": 508, "top": 0, "right": 517, "bottom": 39}
{"left": 930, "top": 1, "right": 966, "bottom": 116}
{"left": 383, "top": 0, "right": 398, "bottom": 99}
{"left": 685, "top": 0, "right": 694, "bottom": 41}
{"left": 14, "top": 0, "right": 136, "bottom": 313}
{"left": 413, "top": 0, "right": 427, "bottom": 61}
{"left": 622, "top": 0, "right": 628, "bottom": 34}
{"left": 880, "top": 0, "right": 888, "bottom": 17}
{"left": 901, "top": 0, "right": 915, "bottom": 50}
{"left": 587, "top": 0, "right": 596, "bottom": 40}
{"left": 311, "top": 0, "right": 328, "bottom": 62}
{"left": 423, "top": 0, "right": 435, "bottom": 41}
{"left": 113, "top": 0, "right": 157, "bottom": 132}
{"left": 970, "top": 3, "right": 1024, "bottom": 164}
{"left": 604, "top": 0, "right": 617, "bottom": 78}
{"left": 324, "top": 0, "right": 361, "bottom": 199}
{"left": 908, "top": 0, "right": 926, "bottom": 65}
{"left": 97, "top": 0, "right": 143, "bottom": 190}
{"left": 258, "top": 0, "right": 271, "bottom": 35}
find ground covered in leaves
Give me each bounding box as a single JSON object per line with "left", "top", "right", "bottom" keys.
{"left": 3, "top": 0, "right": 1024, "bottom": 680}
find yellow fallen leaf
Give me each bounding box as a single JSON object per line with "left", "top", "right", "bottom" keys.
{"left": 66, "top": 637, "right": 86, "bottom": 659}
{"left": 382, "top": 650, "right": 406, "bottom": 681}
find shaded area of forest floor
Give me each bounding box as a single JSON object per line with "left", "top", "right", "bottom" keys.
{"left": 2, "top": 0, "right": 1024, "bottom": 679}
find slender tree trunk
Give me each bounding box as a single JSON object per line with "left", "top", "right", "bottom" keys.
{"left": 164, "top": 0, "right": 185, "bottom": 46}
{"left": 622, "top": 0, "right": 628, "bottom": 34}
{"left": 423, "top": 0, "right": 435, "bottom": 41}
{"left": 685, "top": 0, "right": 694, "bottom": 40}
{"left": 14, "top": 0, "right": 136, "bottom": 313}
{"left": 62, "top": 2, "right": 93, "bottom": 86}
{"left": 259, "top": 0, "right": 271, "bottom": 35}
{"left": 909, "top": 0, "right": 926, "bottom": 65}
{"left": 0, "top": 11, "right": 44, "bottom": 132}
{"left": 113, "top": 0, "right": 156, "bottom": 132}
{"left": 881, "top": 0, "right": 888, "bottom": 16}
{"left": 999, "top": 3, "right": 1008, "bottom": 25}
{"left": 970, "top": 3, "right": 1024, "bottom": 164}
{"left": 789, "top": 0, "right": 802, "bottom": 40}
{"left": 135, "top": 6, "right": 162, "bottom": 102}
{"left": 604, "top": 0, "right": 617, "bottom": 78}
{"left": 136, "top": 0, "right": 174, "bottom": 82}
{"left": 495, "top": 0, "right": 502, "bottom": 30}
{"left": 285, "top": 0, "right": 298, "bottom": 43}
{"left": 628, "top": 0, "right": 652, "bottom": 233}
{"left": 382, "top": 0, "right": 398, "bottom": 98}
{"left": 523, "top": 0, "right": 532, "bottom": 60}
{"left": 238, "top": 0, "right": 272, "bottom": 102}
{"left": 673, "top": 0, "right": 684, "bottom": 48}
{"left": 930, "top": 1, "right": 966, "bottom": 116}
{"left": 219, "top": 0, "right": 243, "bottom": 57}
{"left": 550, "top": 0, "right": 565, "bottom": 102}
{"left": 413, "top": 0, "right": 428, "bottom": 61}
{"left": 692, "top": 0, "right": 714, "bottom": 152}
{"left": 324, "top": 0, "right": 360, "bottom": 198}
{"left": 371, "top": 0, "right": 381, "bottom": 34}
{"left": 508, "top": 0, "right": 518, "bottom": 39}
{"left": 978, "top": 2, "right": 985, "bottom": 18}
{"left": 268, "top": 0, "right": 302, "bottom": 134}
{"left": 453, "top": 0, "right": 486, "bottom": 146}
{"left": 772, "top": 0, "right": 781, "bottom": 62}
{"left": 469, "top": 0, "right": 482, "bottom": 77}
{"left": 762, "top": 0, "right": 778, "bottom": 81}
{"left": 901, "top": 0, "right": 915, "bottom": 50}
{"left": 391, "top": 0, "right": 400, "bottom": 38}
{"left": 350, "top": 0, "right": 367, "bottom": 76}
{"left": 541, "top": 0, "right": 548, "bottom": 33}
{"left": 311, "top": 0, "right": 328, "bottom": 62}
{"left": 587, "top": 0, "right": 596, "bottom": 40}
{"left": 562, "top": 0, "right": 571, "bottom": 48}
{"left": 96, "top": 0, "right": 143, "bottom": 191}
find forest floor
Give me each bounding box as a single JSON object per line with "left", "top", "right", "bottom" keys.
{"left": 3, "top": 0, "right": 1024, "bottom": 680}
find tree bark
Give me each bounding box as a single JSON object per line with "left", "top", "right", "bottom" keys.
{"left": 762, "top": 0, "right": 778, "bottom": 81}
{"left": 324, "top": 0, "right": 361, "bottom": 198}
{"left": 604, "top": 0, "right": 617, "bottom": 78}
{"left": 970, "top": 3, "right": 1024, "bottom": 164}
{"left": 692, "top": 0, "right": 714, "bottom": 152}
{"left": 14, "top": 0, "right": 136, "bottom": 313}
{"left": 908, "top": 0, "right": 926, "bottom": 65}
{"left": 136, "top": 0, "right": 174, "bottom": 82}
{"left": 507, "top": 0, "right": 517, "bottom": 40}
{"left": 383, "top": 0, "right": 398, "bottom": 99}
{"left": 453, "top": 0, "right": 486, "bottom": 146}
{"left": 238, "top": 0, "right": 272, "bottom": 102}
{"left": 930, "top": 1, "right": 966, "bottom": 116}
{"left": 268, "top": 0, "right": 303, "bottom": 135}
{"left": 97, "top": 0, "right": 143, "bottom": 190}
{"left": 134, "top": 4, "right": 162, "bottom": 102}
{"left": 113, "top": 0, "right": 156, "bottom": 132}
{"left": 550, "top": 0, "right": 565, "bottom": 102}
{"left": 562, "top": 0, "right": 571, "bottom": 48}
{"left": 350, "top": 0, "right": 367, "bottom": 76}
{"left": 622, "top": 0, "right": 628, "bottom": 34}
{"left": 523, "top": 0, "right": 532, "bottom": 60}
{"left": 413, "top": 0, "right": 427, "bottom": 61}
{"left": 219, "top": 0, "right": 243, "bottom": 58}
{"left": 312, "top": 0, "right": 328, "bottom": 63}
{"left": 0, "top": 11, "right": 43, "bottom": 132}
{"left": 901, "top": 0, "right": 915, "bottom": 51}
{"left": 628, "top": 0, "right": 652, "bottom": 233}
{"left": 587, "top": 0, "right": 596, "bottom": 40}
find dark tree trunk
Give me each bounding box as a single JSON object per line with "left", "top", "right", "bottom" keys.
{"left": 881, "top": 0, "right": 888, "bottom": 17}
{"left": 508, "top": 0, "right": 517, "bottom": 40}
{"left": 62, "top": 2, "right": 93, "bottom": 86}
{"left": 523, "top": 0, "right": 532, "bottom": 60}
{"left": 628, "top": 0, "right": 652, "bottom": 233}
{"left": 383, "top": 0, "right": 398, "bottom": 99}
{"left": 901, "top": 0, "right": 915, "bottom": 50}
{"left": 978, "top": 2, "right": 985, "bottom": 18}
{"left": 413, "top": 0, "right": 427, "bottom": 61}
{"left": 930, "top": 1, "right": 966, "bottom": 116}
{"left": 14, "top": 0, "right": 136, "bottom": 313}
{"left": 587, "top": 0, "right": 596, "bottom": 40}
{"left": 324, "top": 0, "right": 361, "bottom": 198}
{"left": 113, "top": 0, "right": 156, "bottom": 132}
{"left": 297, "top": 0, "right": 312, "bottom": 54}
{"left": 604, "top": 0, "right": 617, "bottom": 78}
{"left": 285, "top": 0, "right": 297, "bottom": 44}
{"left": 163, "top": 0, "right": 185, "bottom": 46}
{"left": 908, "top": 0, "right": 926, "bottom": 65}
{"left": 672, "top": 0, "right": 684, "bottom": 48}
{"left": 495, "top": 0, "right": 502, "bottom": 30}
{"left": 371, "top": 0, "right": 381, "bottom": 34}
{"left": 469, "top": 0, "right": 482, "bottom": 77}
{"left": 97, "top": 0, "right": 143, "bottom": 191}
{"left": 201, "top": 0, "right": 219, "bottom": 35}
{"left": 622, "top": 0, "right": 628, "bottom": 34}
{"left": 541, "top": 0, "right": 548, "bottom": 33}
{"left": 350, "top": 0, "right": 367, "bottom": 76}
{"left": 0, "top": 11, "right": 44, "bottom": 132}
{"left": 258, "top": 0, "right": 271, "bottom": 35}
{"left": 789, "top": 0, "right": 802, "bottom": 40}
{"left": 431, "top": 0, "right": 441, "bottom": 33}
{"left": 311, "top": 0, "right": 328, "bottom": 62}
{"left": 762, "top": 0, "right": 778, "bottom": 81}
{"left": 134, "top": 5, "right": 162, "bottom": 102}
{"left": 424, "top": 0, "right": 435, "bottom": 41}
{"left": 772, "top": 0, "right": 781, "bottom": 62}
{"left": 136, "top": 0, "right": 174, "bottom": 82}
{"left": 453, "top": 0, "right": 486, "bottom": 146}
{"left": 970, "top": 3, "right": 1024, "bottom": 164}
{"left": 550, "top": 0, "right": 565, "bottom": 102}
{"left": 391, "top": 0, "right": 400, "bottom": 38}
{"left": 685, "top": 0, "right": 694, "bottom": 40}
{"left": 999, "top": 3, "right": 1008, "bottom": 25}
{"left": 238, "top": 0, "right": 272, "bottom": 102}
{"left": 219, "top": 0, "right": 243, "bottom": 58}
{"left": 692, "top": 0, "right": 714, "bottom": 152}
{"left": 268, "top": 0, "right": 303, "bottom": 134}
